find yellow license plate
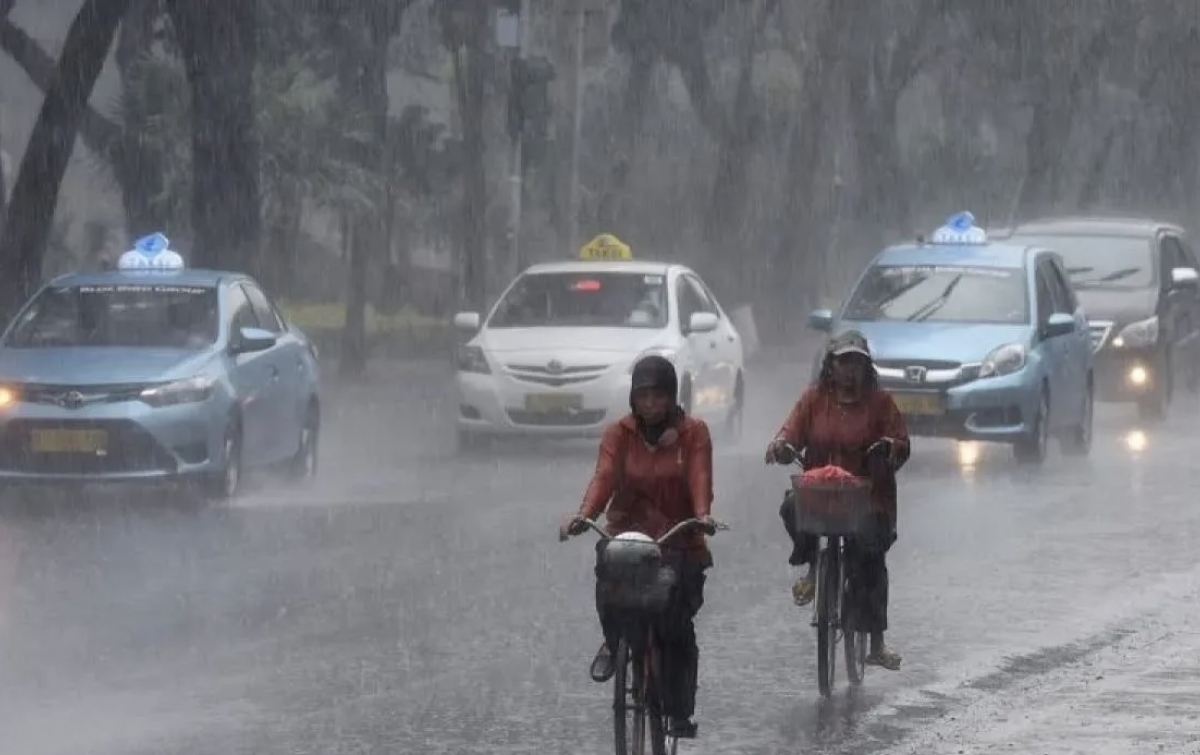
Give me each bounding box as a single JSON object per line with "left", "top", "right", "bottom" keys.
{"left": 524, "top": 393, "right": 583, "bottom": 413}
{"left": 30, "top": 428, "right": 108, "bottom": 454}
{"left": 891, "top": 392, "right": 944, "bottom": 416}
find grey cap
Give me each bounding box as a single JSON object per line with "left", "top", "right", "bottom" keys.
{"left": 827, "top": 329, "right": 872, "bottom": 358}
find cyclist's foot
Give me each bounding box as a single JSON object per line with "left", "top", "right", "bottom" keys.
{"left": 589, "top": 644, "right": 615, "bottom": 683}
{"left": 669, "top": 718, "right": 698, "bottom": 739}
{"left": 866, "top": 647, "right": 902, "bottom": 671}
{"left": 791, "top": 576, "right": 815, "bottom": 606}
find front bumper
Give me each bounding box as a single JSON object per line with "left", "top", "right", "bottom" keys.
{"left": 456, "top": 367, "right": 633, "bottom": 437}
{"left": 1092, "top": 346, "right": 1161, "bottom": 402}
{"left": 880, "top": 369, "right": 1040, "bottom": 443}
{"left": 0, "top": 399, "right": 227, "bottom": 483}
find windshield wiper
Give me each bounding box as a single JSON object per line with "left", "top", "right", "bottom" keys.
{"left": 1074, "top": 266, "right": 1142, "bottom": 285}
{"left": 1066, "top": 266, "right": 1094, "bottom": 275}
{"left": 906, "top": 274, "right": 963, "bottom": 322}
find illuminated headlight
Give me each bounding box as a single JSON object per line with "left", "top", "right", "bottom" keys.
{"left": 1128, "top": 365, "right": 1149, "bottom": 385}
{"left": 456, "top": 345, "right": 491, "bottom": 374}
{"left": 0, "top": 386, "right": 16, "bottom": 408}
{"left": 979, "top": 343, "right": 1026, "bottom": 379}
{"left": 1111, "top": 316, "right": 1158, "bottom": 349}
{"left": 139, "top": 376, "right": 217, "bottom": 407}
{"left": 628, "top": 349, "right": 677, "bottom": 373}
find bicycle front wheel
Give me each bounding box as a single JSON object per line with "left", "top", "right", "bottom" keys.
{"left": 816, "top": 546, "right": 840, "bottom": 697}
{"left": 614, "top": 638, "right": 647, "bottom": 755}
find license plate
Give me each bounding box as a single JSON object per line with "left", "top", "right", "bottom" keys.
{"left": 30, "top": 428, "right": 108, "bottom": 454}
{"left": 524, "top": 393, "right": 583, "bottom": 413}
{"left": 891, "top": 392, "right": 944, "bottom": 416}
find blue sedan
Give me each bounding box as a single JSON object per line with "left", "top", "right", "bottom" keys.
{"left": 807, "top": 212, "right": 1094, "bottom": 465}
{"left": 0, "top": 236, "right": 320, "bottom": 499}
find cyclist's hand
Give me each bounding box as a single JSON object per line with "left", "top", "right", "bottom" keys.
{"left": 558, "top": 514, "right": 589, "bottom": 541}
{"left": 765, "top": 439, "right": 795, "bottom": 465}
{"left": 868, "top": 437, "right": 896, "bottom": 463}
{"left": 697, "top": 515, "right": 719, "bottom": 536}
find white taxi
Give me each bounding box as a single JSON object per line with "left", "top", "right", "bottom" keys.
{"left": 452, "top": 234, "right": 746, "bottom": 448}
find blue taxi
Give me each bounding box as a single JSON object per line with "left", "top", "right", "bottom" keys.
{"left": 808, "top": 212, "right": 1094, "bottom": 465}
{"left": 0, "top": 233, "right": 320, "bottom": 499}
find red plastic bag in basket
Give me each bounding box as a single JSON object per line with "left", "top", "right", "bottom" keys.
{"left": 800, "top": 464, "right": 859, "bottom": 485}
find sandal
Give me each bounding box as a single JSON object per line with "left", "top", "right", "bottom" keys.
{"left": 866, "top": 647, "right": 902, "bottom": 671}
{"left": 791, "top": 577, "right": 815, "bottom": 606}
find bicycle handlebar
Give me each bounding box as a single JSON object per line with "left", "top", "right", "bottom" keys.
{"left": 564, "top": 516, "right": 729, "bottom": 544}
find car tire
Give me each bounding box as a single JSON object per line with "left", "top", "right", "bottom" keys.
{"left": 203, "top": 423, "right": 243, "bottom": 502}
{"left": 1014, "top": 389, "right": 1049, "bottom": 466}
{"left": 679, "top": 375, "right": 694, "bottom": 415}
{"left": 722, "top": 374, "right": 745, "bottom": 443}
{"left": 1059, "top": 381, "right": 1093, "bottom": 457}
{"left": 1137, "top": 352, "right": 1171, "bottom": 421}
{"left": 287, "top": 402, "right": 319, "bottom": 482}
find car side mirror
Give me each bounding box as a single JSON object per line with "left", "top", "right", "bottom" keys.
{"left": 687, "top": 312, "right": 719, "bottom": 334}
{"left": 1043, "top": 312, "right": 1075, "bottom": 339}
{"left": 1171, "top": 266, "right": 1199, "bottom": 289}
{"left": 807, "top": 308, "right": 834, "bottom": 332}
{"left": 453, "top": 311, "right": 481, "bottom": 331}
{"left": 231, "top": 326, "right": 277, "bottom": 354}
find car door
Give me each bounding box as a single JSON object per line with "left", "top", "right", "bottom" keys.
{"left": 673, "top": 273, "right": 717, "bottom": 414}
{"left": 1034, "top": 259, "right": 1069, "bottom": 424}
{"left": 1161, "top": 234, "right": 1200, "bottom": 386}
{"left": 223, "top": 283, "right": 276, "bottom": 466}
{"left": 1044, "top": 256, "right": 1090, "bottom": 426}
{"left": 685, "top": 273, "right": 742, "bottom": 408}
{"left": 240, "top": 281, "right": 300, "bottom": 461}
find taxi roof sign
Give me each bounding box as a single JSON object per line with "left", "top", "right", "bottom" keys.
{"left": 929, "top": 211, "right": 987, "bottom": 245}
{"left": 118, "top": 232, "right": 185, "bottom": 272}
{"left": 579, "top": 233, "right": 632, "bottom": 261}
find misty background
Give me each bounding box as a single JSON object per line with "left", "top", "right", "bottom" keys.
{"left": 1, "top": 0, "right": 1196, "bottom": 373}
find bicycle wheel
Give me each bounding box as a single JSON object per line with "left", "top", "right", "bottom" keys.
{"left": 613, "top": 638, "right": 647, "bottom": 755}
{"left": 644, "top": 632, "right": 673, "bottom": 755}
{"left": 842, "top": 549, "right": 868, "bottom": 685}
{"left": 816, "top": 545, "right": 840, "bottom": 697}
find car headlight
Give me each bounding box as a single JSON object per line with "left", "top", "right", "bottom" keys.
{"left": 628, "top": 349, "right": 677, "bottom": 373}
{"left": 140, "top": 376, "right": 217, "bottom": 407}
{"left": 0, "top": 386, "right": 17, "bottom": 408}
{"left": 979, "top": 343, "right": 1026, "bottom": 379}
{"left": 1112, "top": 316, "right": 1158, "bottom": 349}
{"left": 457, "top": 345, "right": 491, "bottom": 374}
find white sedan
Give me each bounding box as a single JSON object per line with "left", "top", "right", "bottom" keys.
{"left": 451, "top": 259, "right": 745, "bottom": 448}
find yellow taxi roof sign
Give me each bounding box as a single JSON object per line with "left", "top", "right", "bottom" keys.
{"left": 579, "top": 233, "right": 632, "bottom": 261}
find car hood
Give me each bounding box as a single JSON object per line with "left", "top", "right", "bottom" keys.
{"left": 476, "top": 326, "right": 671, "bottom": 356}
{"left": 1073, "top": 286, "right": 1158, "bottom": 324}
{"left": 0, "top": 347, "right": 216, "bottom": 385}
{"left": 838, "top": 321, "right": 1032, "bottom": 364}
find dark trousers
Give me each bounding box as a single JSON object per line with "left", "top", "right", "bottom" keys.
{"left": 779, "top": 492, "right": 895, "bottom": 634}
{"left": 595, "top": 543, "right": 708, "bottom": 720}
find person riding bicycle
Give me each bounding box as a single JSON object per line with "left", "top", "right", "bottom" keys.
{"left": 559, "top": 354, "right": 716, "bottom": 740}
{"left": 764, "top": 329, "right": 909, "bottom": 671}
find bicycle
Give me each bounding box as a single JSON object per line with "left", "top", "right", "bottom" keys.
{"left": 776, "top": 442, "right": 876, "bottom": 697}
{"left": 563, "top": 516, "right": 728, "bottom": 755}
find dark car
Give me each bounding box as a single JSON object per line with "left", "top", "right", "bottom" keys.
{"left": 1003, "top": 217, "right": 1200, "bottom": 419}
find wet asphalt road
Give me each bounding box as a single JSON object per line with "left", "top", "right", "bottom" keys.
{"left": 1, "top": 359, "right": 1200, "bottom": 754}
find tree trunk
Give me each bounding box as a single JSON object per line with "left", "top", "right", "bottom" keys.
{"left": 595, "top": 48, "right": 655, "bottom": 230}
{"left": 451, "top": 3, "right": 490, "bottom": 313}
{"left": 0, "top": 0, "right": 133, "bottom": 316}
{"left": 167, "top": 0, "right": 261, "bottom": 270}
{"left": 114, "top": 0, "right": 168, "bottom": 235}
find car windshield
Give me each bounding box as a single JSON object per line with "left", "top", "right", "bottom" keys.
{"left": 1008, "top": 234, "right": 1155, "bottom": 288}
{"left": 488, "top": 271, "right": 668, "bottom": 329}
{"left": 843, "top": 264, "right": 1029, "bottom": 324}
{"left": 4, "top": 284, "right": 220, "bottom": 349}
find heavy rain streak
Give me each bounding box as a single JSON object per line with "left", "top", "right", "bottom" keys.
{"left": 2, "top": 1, "right": 1200, "bottom": 753}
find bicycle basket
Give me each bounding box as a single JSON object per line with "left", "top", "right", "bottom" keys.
{"left": 597, "top": 538, "right": 676, "bottom": 613}
{"left": 790, "top": 475, "right": 874, "bottom": 536}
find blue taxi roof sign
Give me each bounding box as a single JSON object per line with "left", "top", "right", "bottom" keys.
{"left": 118, "top": 232, "right": 185, "bottom": 272}
{"left": 929, "top": 211, "right": 987, "bottom": 245}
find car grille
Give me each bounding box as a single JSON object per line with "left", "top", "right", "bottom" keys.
{"left": 0, "top": 419, "right": 178, "bottom": 475}
{"left": 874, "top": 359, "right": 962, "bottom": 371}
{"left": 504, "top": 363, "right": 610, "bottom": 388}
{"left": 506, "top": 409, "right": 606, "bottom": 427}
{"left": 1087, "top": 320, "right": 1114, "bottom": 352}
{"left": 15, "top": 382, "right": 151, "bottom": 407}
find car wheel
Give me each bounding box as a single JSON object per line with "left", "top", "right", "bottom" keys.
{"left": 1137, "top": 352, "right": 1171, "bottom": 421}
{"left": 679, "top": 375, "right": 694, "bottom": 415}
{"left": 203, "top": 423, "right": 243, "bottom": 502}
{"left": 1014, "top": 390, "right": 1049, "bottom": 465}
{"left": 287, "top": 403, "right": 319, "bottom": 481}
{"left": 1059, "top": 382, "right": 1093, "bottom": 457}
{"left": 722, "top": 374, "right": 744, "bottom": 443}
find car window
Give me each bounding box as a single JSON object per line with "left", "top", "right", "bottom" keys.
{"left": 488, "top": 271, "right": 668, "bottom": 329}
{"left": 1010, "top": 233, "right": 1155, "bottom": 289}
{"left": 1044, "top": 259, "right": 1077, "bottom": 313}
{"left": 1177, "top": 238, "right": 1200, "bottom": 270}
{"left": 689, "top": 275, "right": 726, "bottom": 316}
{"left": 4, "top": 283, "right": 219, "bottom": 349}
{"left": 227, "top": 284, "right": 259, "bottom": 333}
{"left": 241, "top": 283, "right": 285, "bottom": 333}
{"left": 1161, "top": 236, "right": 1188, "bottom": 281}
{"left": 677, "top": 275, "right": 716, "bottom": 326}
{"left": 842, "top": 264, "right": 1029, "bottom": 324}
{"left": 1035, "top": 266, "right": 1055, "bottom": 322}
